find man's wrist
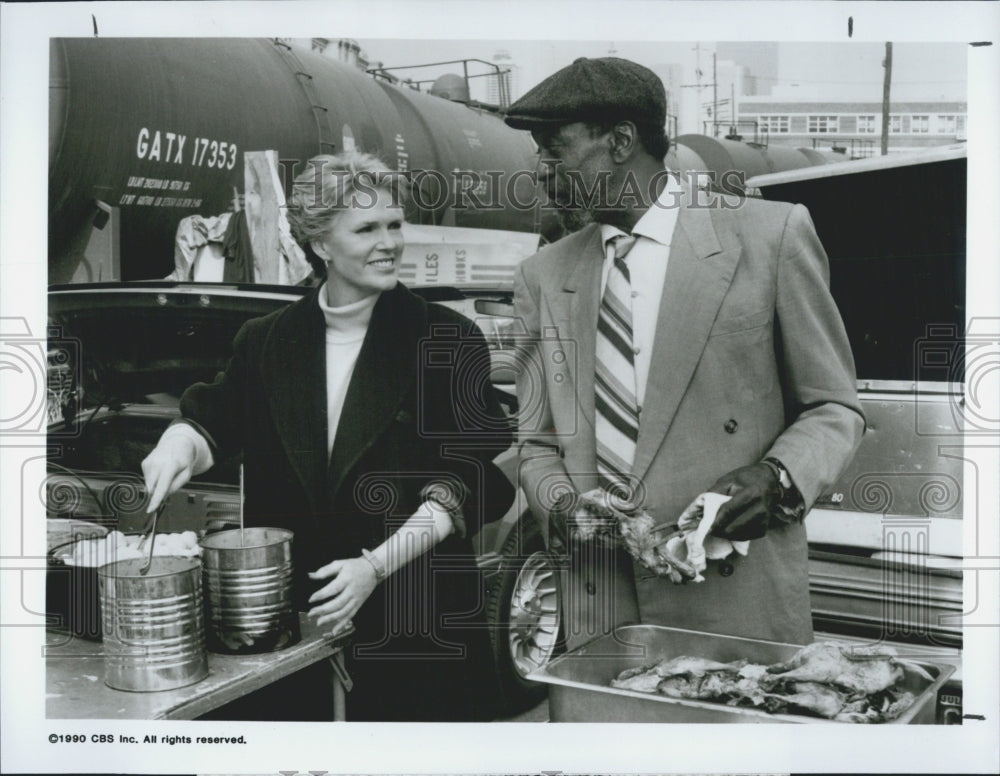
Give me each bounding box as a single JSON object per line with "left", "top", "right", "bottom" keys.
{"left": 762, "top": 457, "right": 805, "bottom": 523}
{"left": 761, "top": 458, "right": 788, "bottom": 497}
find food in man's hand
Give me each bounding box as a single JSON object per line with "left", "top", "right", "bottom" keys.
{"left": 609, "top": 642, "right": 927, "bottom": 723}
{"left": 569, "top": 489, "right": 619, "bottom": 540}
{"left": 616, "top": 510, "right": 698, "bottom": 583}
{"left": 569, "top": 490, "right": 699, "bottom": 582}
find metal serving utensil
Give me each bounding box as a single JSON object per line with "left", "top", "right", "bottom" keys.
{"left": 138, "top": 501, "right": 166, "bottom": 576}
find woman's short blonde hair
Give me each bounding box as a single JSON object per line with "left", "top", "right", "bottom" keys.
{"left": 286, "top": 151, "right": 409, "bottom": 277}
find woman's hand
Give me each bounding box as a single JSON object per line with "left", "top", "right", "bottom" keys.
{"left": 307, "top": 557, "right": 378, "bottom": 630}
{"left": 141, "top": 433, "right": 198, "bottom": 513}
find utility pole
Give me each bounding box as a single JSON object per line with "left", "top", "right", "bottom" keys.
{"left": 881, "top": 42, "right": 892, "bottom": 155}
{"left": 731, "top": 83, "right": 736, "bottom": 133}
{"left": 694, "top": 43, "right": 703, "bottom": 134}
{"left": 713, "top": 52, "right": 718, "bottom": 138}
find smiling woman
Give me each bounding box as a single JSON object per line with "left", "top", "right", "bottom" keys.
{"left": 140, "top": 150, "right": 515, "bottom": 721}
{"left": 288, "top": 153, "right": 410, "bottom": 305}
{"left": 311, "top": 188, "right": 404, "bottom": 305}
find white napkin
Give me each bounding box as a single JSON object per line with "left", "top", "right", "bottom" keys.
{"left": 663, "top": 492, "right": 750, "bottom": 582}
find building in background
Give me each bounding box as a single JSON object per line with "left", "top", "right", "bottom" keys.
{"left": 736, "top": 97, "right": 967, "bottom": 156}
{"left": 485, "top": 49, "right": 520, "bottom": 107}
{"left": 673, "top": 44, "right": 766, "bottom": 136}
{"left": 716, "top": 42, "right": 778, "bottom": 97}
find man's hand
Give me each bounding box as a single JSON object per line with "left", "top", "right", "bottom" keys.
{"left": 141, "top": 433, "right": 198, "bottom": 514}
{"left": 307, "top": 557, "right": 378, "bottom": 630}
{"left": 708, "top": 463, "right": 781, "bottom": 541}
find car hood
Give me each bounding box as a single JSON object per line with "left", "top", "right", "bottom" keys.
{"left": 47, "top": 281, "right": 513, "bottom": 413}
{"left": 48, "top": 283, "right": 309, "bottom": 409}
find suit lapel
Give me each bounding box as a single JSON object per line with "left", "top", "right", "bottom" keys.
{"left": 632, "top": 203, "right": 742, "bottom": 480}
{"left": 327, "top": 284, "right": 424, "bottom": 501}
{"left": 551, "top": 225, "right": 605, "bottom": 433}
{"left": 259, "top": 288, "right": 329, "bottom": 512}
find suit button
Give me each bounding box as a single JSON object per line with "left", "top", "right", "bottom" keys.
{"left": 724, "top": 419, "right": 738, "bottom": 434}
{"left": 586, "top": 581, "right": 597, "bottom": 596}
{"left": 718, "top": 561, "right": 735, "bottom": 577}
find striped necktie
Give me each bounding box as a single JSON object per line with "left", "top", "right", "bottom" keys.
{"left": 595, "top": 234, "right": 639, "bottom": 498}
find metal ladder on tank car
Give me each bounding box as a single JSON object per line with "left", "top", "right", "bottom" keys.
{"left": 271, "top": 39, "right": 338, "bottom": 156}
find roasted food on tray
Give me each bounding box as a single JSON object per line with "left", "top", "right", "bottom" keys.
{"left": 610, "top": 642, "right": 935, "bottom": 723}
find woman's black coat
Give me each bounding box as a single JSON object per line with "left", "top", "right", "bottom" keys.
{"left": 179, "top": 283, "right": 515, "bottom": 720}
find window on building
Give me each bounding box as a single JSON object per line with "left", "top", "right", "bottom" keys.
{"left": 911, "top": 115, "right": 929, "bottom": 133}
{"left": 856, "top": 115, "right": 877, "bottom": 134}
{"left": 808, "top": 115, "right": 839, "bottom": 133}
{"left": 936, "top": 115, "right": 957, "bottom": 134}
{"left": 758, "top": 115, "right": 790, "bottom": 134}
{"left": 956, "top": 115, "right": 966, "bottom": 132}
{"left": 889, "top": 115, "right": 903, "bottom": 133}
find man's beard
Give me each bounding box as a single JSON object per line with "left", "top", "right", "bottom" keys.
{"left": 555, "top": 203, "right": 593, "bottom": 233}
{"left": 545, "top": 179, "right": 595, "bottom": 234}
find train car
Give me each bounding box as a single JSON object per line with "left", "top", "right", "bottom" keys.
{"left": 668, "top": 133, "right": 833, "bottom": 195}
{"left": 49, "top": 38, "right": 540, "bottom": 284}
{"left": 50, "top": 38, "right": 840, "bottom": 285}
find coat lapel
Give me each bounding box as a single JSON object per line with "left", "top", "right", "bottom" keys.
{"left": 327, "top": 283, "right": 425, "bottom": 502}
{"left": 632, "top": 202, "right": 742, "bottom": 481}
{"left": 551, "top": 225, "right": 605, "bottom": 433}
{"left": 259, "top": 287, "right": 329, "bottom": 512}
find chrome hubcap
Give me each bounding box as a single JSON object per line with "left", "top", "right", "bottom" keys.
{"left": 508, "top": 551, "right": 560, "bottom": 677}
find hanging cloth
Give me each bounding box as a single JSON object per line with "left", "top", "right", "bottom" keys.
{"left": 221, "top": 209, "right": 255, "bottom": 283}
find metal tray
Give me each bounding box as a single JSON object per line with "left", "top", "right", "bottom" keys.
{"left": 529, "top": 624, "right": 955, "bottom": 723}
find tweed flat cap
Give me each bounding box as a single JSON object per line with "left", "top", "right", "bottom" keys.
{"left": 503, "top": 57, "right": 666, "bottom": 130}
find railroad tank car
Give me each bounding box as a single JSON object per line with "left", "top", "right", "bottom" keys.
{"left": 49, "top": 39, "right": 835, "bottom": 284}
{"left": 49, "top": 38, "right": 540, "bottom": 283}
{"left": 671, "top": 134, "right": 831, "bottom": 195}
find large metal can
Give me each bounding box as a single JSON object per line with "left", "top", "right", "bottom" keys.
{"left": 98, "top": 556, "right": 208, "bottom": 692}
{"left": 199, "top": 527, "right": 300, "bottom": 654}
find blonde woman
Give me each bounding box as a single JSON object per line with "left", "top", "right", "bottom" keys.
{"left": 143, "top": 152, "right": 513, "bottom": 720}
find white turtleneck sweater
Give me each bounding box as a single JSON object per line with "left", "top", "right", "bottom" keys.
{"left": 162, "top": 283, "right": 378, "bottom": 471}
{"left": 317, "top": 286, "right": 379, "bottom": 456}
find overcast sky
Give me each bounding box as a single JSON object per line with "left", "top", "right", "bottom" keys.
{"left": 355, "top": 40, "right": 967, "bottom": 103}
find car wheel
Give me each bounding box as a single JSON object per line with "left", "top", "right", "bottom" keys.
{"left": 486, "top": 517, "right": 562, "bottom": 716}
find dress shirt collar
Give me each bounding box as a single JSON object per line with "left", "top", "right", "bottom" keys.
{"left": 599, "top": 169, "right": 684, "bottom": 249}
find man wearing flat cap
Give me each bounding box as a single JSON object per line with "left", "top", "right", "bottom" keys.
{"left": 506, "top": 57, "right": 864, "bottom": 648}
